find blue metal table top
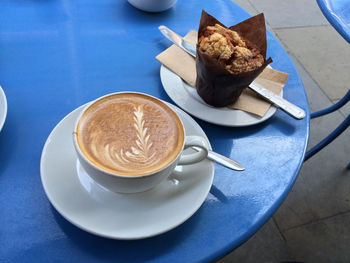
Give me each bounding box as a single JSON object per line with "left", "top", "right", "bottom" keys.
{"left": 0, "top": 0, "right": 309, "bottom": 262}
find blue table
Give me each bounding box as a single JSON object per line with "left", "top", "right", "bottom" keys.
{"left": 0, "top": 0, "right": 309, "bottom": 262}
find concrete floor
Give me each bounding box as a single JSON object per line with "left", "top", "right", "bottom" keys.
{"left": 219, "top": 1, "right": 350, "bottom": 262}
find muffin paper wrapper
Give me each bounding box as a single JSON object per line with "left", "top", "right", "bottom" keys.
{"left": 196, "top": 10, "right": 272, "bottom": 107}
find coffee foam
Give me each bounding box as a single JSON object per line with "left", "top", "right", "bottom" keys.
{"left": 76, "top": 93, "right": 184, "bottom": 176}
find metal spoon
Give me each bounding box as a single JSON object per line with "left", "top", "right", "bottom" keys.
{"left": 193, "top": 147, "right": 245, "bottom": 171}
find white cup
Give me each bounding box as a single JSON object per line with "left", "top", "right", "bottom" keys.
{"left": 127, "top": 0, "right": 177, "bottom": 12}
{"left": 72, "top": 92, "right": 209, "bottom": 194}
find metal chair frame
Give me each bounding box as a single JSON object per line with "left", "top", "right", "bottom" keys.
{"left": 304, "top": 1, "right": 350, "bottom": 166}
{"left": 316, "top": 0, "right": 350, "bottom": 44}
{"left": 304, "top": 90, "right": 350, "bottom": 163}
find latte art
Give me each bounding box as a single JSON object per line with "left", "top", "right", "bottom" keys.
{"left": 76, "top": 93, "right": 184, "bottom": 176}
{"left": 112, "top": 105, "right": 156, "bottom": 165}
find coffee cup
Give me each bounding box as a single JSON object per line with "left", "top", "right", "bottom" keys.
{"left": 73, "top": 92, "right": 209, "bottom": 193}
{"left": 127, "top": 0, "right": 177, "bottom": 12}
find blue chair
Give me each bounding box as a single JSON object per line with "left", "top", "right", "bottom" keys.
{"left": 305, "top": 0, "right": 350, "bottom": 166}
{"left": 316, "top": 0, "right": 350, "bottom": 44}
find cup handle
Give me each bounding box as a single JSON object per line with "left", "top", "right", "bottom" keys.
{"left": 177, "top": 135, "right": 208, "bottom": 165}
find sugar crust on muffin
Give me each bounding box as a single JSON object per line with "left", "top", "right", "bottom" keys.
{"left": 199, "top": 24, "right": 264, "bottom": 74}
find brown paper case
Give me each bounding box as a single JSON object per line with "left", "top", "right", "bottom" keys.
{"left": 196, "top": 11, "right": 273, "bottom": 107}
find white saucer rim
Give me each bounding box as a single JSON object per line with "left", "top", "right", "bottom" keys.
{"left": 0, "top": 86, "right": 8, "bottom": 132}
{"left": 40, "top": 102, "right": 214, "bottom": 240}
{"left": 160, "top": 64, "right": 282, "bottom": 127}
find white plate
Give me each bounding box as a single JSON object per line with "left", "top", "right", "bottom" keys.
{"left": 0, "top": 86, "right": 7, "bottom": 132}
{"left": 40, "top": 103, "right": 214, "bottom": 240}
{"left": 160, "top": 65, "right": 282, "bottom": 127}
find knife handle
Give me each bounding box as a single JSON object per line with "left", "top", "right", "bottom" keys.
{"left": 250, "top": 82, "right": 306, "bottom": 119}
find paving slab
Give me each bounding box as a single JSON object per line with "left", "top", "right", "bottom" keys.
{"left": 289, "top": 54, "right": 348, "bottom": 149}
{"left": 333, "top": 99, "right": 350, "bottom": 118}
{"left": 231, "top": 0, "right": 258, "bottom": 16}
{"left": 274, "top": 117, "right": 350, "bottom": 232}
{"left": 275, "top": 25, "right": 350, "bottom": 100}
{"left": 218, "top": 219, "right": 294, "bottom": 263}
{"left": 248, "top": 0, "right": 329, "bottom": 28}
{"left": 232, "top": 0, "right": 278, "bottom": 39}
{"left": 275, "top": 140, "right": 350, "bottom": 232}
{"left": 283, "top": 212, "right": 350, "bottom": 263}
{"left": 272, "top": 54, "right": 350, "bottom": 231}
{"left": 223, "top": 3, "right": 350, "bottom": 262}
{"left": 289, "top": 54, "right": 333, "bottom": 113}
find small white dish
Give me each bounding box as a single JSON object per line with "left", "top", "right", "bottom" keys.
{"left": 40, "top": 102, "right": 214, "bottom": 240}
{"left": 0, "top": 86, "right": 7, "bottom": 132}
{"left": 160, "top": 65, "right": 282, "bottom": 127}
{"left": 127, "top": 0, "right": 177, "bottom": 12}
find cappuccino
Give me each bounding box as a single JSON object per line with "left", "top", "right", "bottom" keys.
{"left": 76, "top": 93, "right": 184, "bottom": 176}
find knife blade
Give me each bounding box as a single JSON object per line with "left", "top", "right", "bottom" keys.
{"left": 158, "top": 25, "right": 306, "bottom": 120}
{"left": 159, "top": 25, "right": 196, "bottom": 57}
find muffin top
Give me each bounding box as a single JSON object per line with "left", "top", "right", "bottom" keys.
{"left": 199, "top": 24, "right": 264, "bottom": 74}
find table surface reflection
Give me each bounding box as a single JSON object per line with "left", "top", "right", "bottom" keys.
{"left": 0, "top": 0, "right": 309, "bottom": 262}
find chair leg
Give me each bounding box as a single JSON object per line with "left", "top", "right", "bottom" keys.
{"left": 305, "top": 115, "right": 350, "bottom": 161}
{"left": 311, "top": 89, "right": 350, "bottom": 119}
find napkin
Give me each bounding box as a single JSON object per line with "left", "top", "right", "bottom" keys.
{"left": 156, "top": 30, "right": 290, "bottom": 117}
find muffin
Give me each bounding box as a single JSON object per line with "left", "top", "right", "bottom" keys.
{"left": 195, "top": 11, "right": 272, "bottom": 107}
{"left": 199, "top": 24, "right": 264, "bottom": 74}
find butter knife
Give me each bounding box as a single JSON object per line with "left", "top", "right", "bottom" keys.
{"left": 158, "top": 25, "right": 306, "bottom": 120}
{"left": 159, "top": 25, "right": 196, "bottom": 57}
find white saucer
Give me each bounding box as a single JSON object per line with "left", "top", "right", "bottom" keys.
{"left": 160, "top": 65, "right": 281, "bottom": 127}
{"left": 40, "top": 103, "right": 214, "bottom": 240}
{"left": 0, "top": 86, "right": 7, "bottom": 132}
